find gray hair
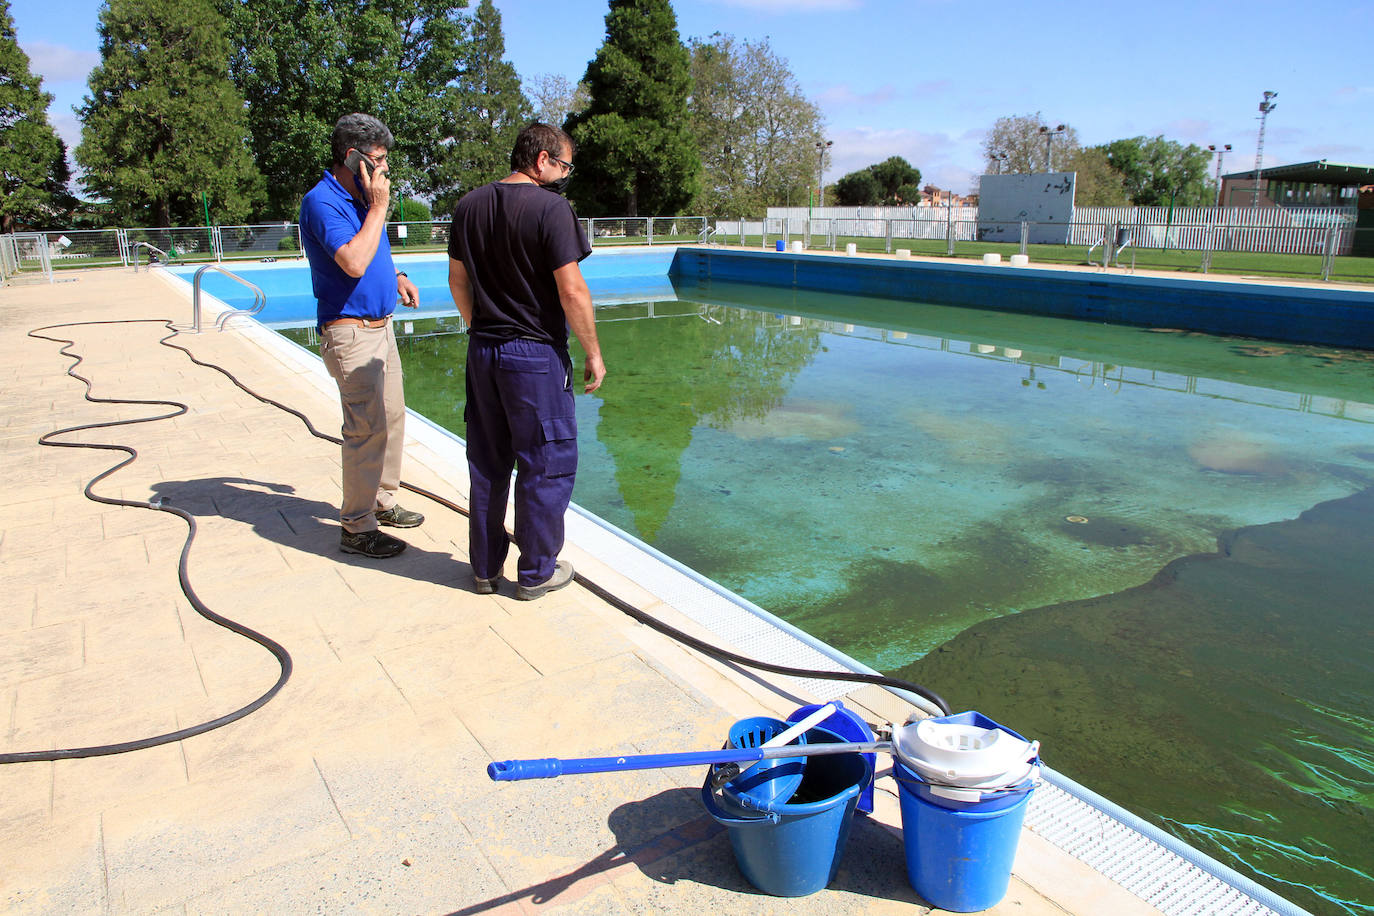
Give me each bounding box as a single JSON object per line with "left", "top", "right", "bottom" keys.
{"left": 330, "top": 114, "right": 394, "bottom": 166}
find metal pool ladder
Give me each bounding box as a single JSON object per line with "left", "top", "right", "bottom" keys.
{"left": 192, "top": 264, "right": 267, "bottom": 332}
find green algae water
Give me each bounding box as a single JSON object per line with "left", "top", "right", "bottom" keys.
{"left": 282, "top": 280, "right": 1374, "bottom": 914}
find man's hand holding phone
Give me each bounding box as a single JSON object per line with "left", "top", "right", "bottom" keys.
{"left": 346, "top": 149, "right": 391, "bottom": 213}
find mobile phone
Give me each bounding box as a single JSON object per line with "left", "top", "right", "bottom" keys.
{"left": 345, "top": 149, "right": 376, "bottom": 178}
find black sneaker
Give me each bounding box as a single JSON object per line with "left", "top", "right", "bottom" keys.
{"left": 375, "top": 505, "right": 424, "bottom": 528}
{"left": 515, "top": 560, "right": 574, "bottom": 600}
{"left": 341, "top": 529, "right": 407, "bottom": 558}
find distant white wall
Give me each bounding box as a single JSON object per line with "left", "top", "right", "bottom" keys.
{"left": 977, "top": 173, "right": 1076, "bottom": 244}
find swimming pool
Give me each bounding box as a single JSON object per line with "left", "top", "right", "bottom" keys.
{"left": 188, "top": 251, "right": 1374, "bottom": 912}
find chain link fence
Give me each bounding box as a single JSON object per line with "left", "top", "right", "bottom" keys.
{"left": 4, "top": 212, "right": 1368, "bottom": 286}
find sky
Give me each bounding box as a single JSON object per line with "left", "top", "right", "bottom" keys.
{"left": 11, "top": 0, "right": 1374, "bottom": 196}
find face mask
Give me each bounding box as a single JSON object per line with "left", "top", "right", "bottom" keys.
{"left": 540, "top": 174, "right": 571, "bottom": 195}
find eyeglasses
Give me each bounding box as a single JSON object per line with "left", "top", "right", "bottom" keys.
{"left": 549, "top": 153, "right": 574, "bottom": 174}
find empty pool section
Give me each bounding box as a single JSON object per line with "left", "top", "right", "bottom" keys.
{"left": 672, "top": 247, "right": 1374, "bottom": 349}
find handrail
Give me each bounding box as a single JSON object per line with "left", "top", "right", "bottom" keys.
{"left": 192, "top": 264, "right": 267, "bottom": 333}
{"left": 697, "top": 224, "right": 719, "bottom": 245}
{"left": 130, "top": 241, "right": 169, "bottom": 272}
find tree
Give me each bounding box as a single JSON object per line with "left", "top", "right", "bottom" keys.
{"left": 830, "top": 157, "right": 921, "bottom": 207}
{"left": 526, "top": 73, "right": 588, "bottom": 129}
{"left": 76, "top": 0, "right": 263, "bottom": 226}
{"left": 430, "top": 0, "right": 530, "bottom": 215}
{"left": 220, "top": 0, "right": 469, "bottom": 218}
{"left": 1101, "top": 135, "right": 1212, "bottom": 207}
{"left": 564, "top": 0, "right": 699, "bottom": 217}
{"left": 0, "top": 0, "right": 76, "bottom": 231}
{"left": 687, "top": 33, "right": 824, "bottom": 216}
{"left": 982, "top": 112, "right": 1081, "bottom": 174}
{"left": 1060, "top": 147, "right": 1128, "bottom": 206}
{"left": 869, "top": 156, "right": 921, "bottom": 204}
{"left": 832, "top": 168, "right": 881, "bottom": 206}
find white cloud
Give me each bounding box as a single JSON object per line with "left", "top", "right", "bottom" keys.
{"left": 826, "top": 126, "right": 982, "bottom": 193}
{"left": 816, "top": 83, "right": 897, "bottom": 107}
{"left": 50, "top": 112, "right": 83, "bottom": 151}
{"left": 1297, "top": 142, "right": 1365, "bottom": 160}
{"left": 816, "top": 79, "right": 951, "bottom": 110}
{"left": 20, "top": 40, "right": 99, "bottom": 83}
{"left": 1159, "top": 118, "right": 1214, "bottom": 143}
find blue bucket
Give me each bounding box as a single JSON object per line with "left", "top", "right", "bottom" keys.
{"left": 775, "top": 239, "right": 786, "bottom": 251}
{"left": 702, "top": 726, "right": 871, "bottom": 896}
{"left": 893, "top": 712, "right": 1038, "bottom": 912}
{"left": 717, "top": 716, "right": 807, "bottom": 812}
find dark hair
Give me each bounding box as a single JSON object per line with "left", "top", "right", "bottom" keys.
{"left": 330, "top": 113, "right": 394, "bottom": 166}
{"left": 511, "top": 123, "right": 574, "bottom": 172}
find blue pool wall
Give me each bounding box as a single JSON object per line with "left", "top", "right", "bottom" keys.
{"left": 669, "top": 248, "right": 1374, "bottom": 349}
{"left": 170, "top": 248, "right": 680, "bottom": 324}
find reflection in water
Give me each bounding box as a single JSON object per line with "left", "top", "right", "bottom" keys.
{"left": 280, "top": 284, "right": 1374, "bottom": 913}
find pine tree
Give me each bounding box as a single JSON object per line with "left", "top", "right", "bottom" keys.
{"left": 76, "top": 0, "right": 264, "bottom": 226}
{"left": 430, "top": 0, "right": 531, "bottom": 215}
{"left": 221, "top": 0, "right": 470, "bottom": 219}
{"left": 0, "top": 0, "right": 76, "bottom": 232}
{"left": 565, "top": 0, "right": 699, "bottom": 217}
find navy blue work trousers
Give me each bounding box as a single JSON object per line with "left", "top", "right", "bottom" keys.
{"left": 464, "top": 337, "right": 578, "bottom": 586}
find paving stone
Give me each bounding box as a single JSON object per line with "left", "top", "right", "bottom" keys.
{"left": 0, "top": 813, "right": 106, "bottom": 916}
{"left": 101, "top": 764, "right": 349, "bottom": 912}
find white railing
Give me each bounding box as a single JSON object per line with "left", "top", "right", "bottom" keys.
{"left": 753, "top": 205, "right": 1359, "bottom": 256}
{"left": 1072, "top": 206, "right": 1356, "bottom": 254}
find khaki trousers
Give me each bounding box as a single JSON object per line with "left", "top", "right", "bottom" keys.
{"left": 320, "top": 321, "right": 405, "bottom": 534}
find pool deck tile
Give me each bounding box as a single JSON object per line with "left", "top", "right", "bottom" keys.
{"left": 0, "top": 266, "right": 1164, "bottom": 914}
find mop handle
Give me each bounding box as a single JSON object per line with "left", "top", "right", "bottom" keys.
{"left": 488, "top": 740, "right": 891, "bottom": 782}
{"left": 762, "top": 703, "right": 837, "bottom": 749}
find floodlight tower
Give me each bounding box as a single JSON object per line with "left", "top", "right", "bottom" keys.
{"left": 1252, "top": 91, "right": 1277, "bottom": 206}
{"left": 1208, "top": 144, "right": 1232, "bottom": 207}
{"left": 1038, "top": 124, "right": 1066, "bottom": 171}
{"left": 815, "top": 139, "right": 833, "bottom": 207}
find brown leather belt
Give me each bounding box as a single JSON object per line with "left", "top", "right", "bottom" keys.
{"left": 325, "top": 315, "right": 390, "bottom": 329}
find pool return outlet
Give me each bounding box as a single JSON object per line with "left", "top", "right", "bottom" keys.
{"left": 491, "top": 702, "right": 1042, "bottom": 909}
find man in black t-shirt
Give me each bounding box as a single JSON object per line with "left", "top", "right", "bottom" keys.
{"left": 447, "top": 123, "right": 605, "bottom": 600}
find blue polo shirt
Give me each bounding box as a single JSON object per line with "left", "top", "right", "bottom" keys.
{"left": 299, "top": 170, "right": 396, "bottom": 328}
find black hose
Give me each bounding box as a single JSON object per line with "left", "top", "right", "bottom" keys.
{"left": 5, "top": 314, "right": 947, "bottom": 767}
{"left": 3, "top": 320, "right": 292, "bottom": 764}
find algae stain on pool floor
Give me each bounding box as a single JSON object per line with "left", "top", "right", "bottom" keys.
{"left": 899, "top": 487, "right": 1374, "bottom": 915}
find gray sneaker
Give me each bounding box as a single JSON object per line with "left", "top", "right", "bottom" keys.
{"left": 375, "top": 505, "right": 424, "bottom": 528}
{"left": 473, "top": 575, "right": 501, "bottom": 595}
{"left": 515, "top": 560, "right": 574, "bottom": 601}
{"left": 340, "top": 529, "right": 407, "bottom": 558}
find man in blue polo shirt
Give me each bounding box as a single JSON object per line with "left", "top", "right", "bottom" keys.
{"left": 300, "top": 113, "right": 424, "bottom": 558}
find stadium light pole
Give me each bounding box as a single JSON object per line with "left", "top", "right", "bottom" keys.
{"left": 815, "top": 139, "right": 833, "bottom": 208}
{"left": 1252, "top": 91, "right": 1277, "bottom": 206}
{"left": 1208, "top": 144, "right": 1232, "bottom": 207}
{"left": 1038, "top": 124, "right": 1066, "bottom": 171}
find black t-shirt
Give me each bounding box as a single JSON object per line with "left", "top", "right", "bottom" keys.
{"left": 447, "top": 181, "right": 592, "bottom": 346}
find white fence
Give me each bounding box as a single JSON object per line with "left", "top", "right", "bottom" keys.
{"left": 746, "top": 205, "right": 1359, "bottom": 256}
{"left": 1072, "top": 205, "right": 1356, "bottom": 255}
